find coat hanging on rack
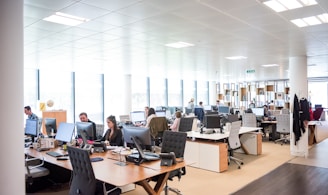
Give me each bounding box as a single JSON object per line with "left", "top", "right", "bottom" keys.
{"left": 293, "top": 94, "right": 310, "bottom": 145}
{"left": 293, "top": 94, "right": 301, "bottom": 144}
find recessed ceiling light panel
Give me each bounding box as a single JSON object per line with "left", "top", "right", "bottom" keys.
{"left": 165, "top": 42, "right": 194, "bottom": 48}
{"left": 43, "top": 12, "right": 89, "bottom": 26}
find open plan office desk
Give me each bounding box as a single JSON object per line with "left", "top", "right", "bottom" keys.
{"left": 25, "top": 147, "right": 188, "bottom": 195}
{"left": 184, "top": 127, "right": 262, "bottom": 173}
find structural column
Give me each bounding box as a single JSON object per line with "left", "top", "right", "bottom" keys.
{"left": 289, "top": 56, "right": 308, "bottom": 157}
{"left": 209, "top": 81, "right": 217, "bottom": 104}
{"left": 0, "top": 0, "right": 25, "bottom": 194}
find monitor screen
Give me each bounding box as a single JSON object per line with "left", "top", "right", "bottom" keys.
{"left": 130, "top": 111, "right": 146, "bottom": 123}
{"left": 44, "top": 118, "right": 57, "bottom": 136}
{"left": 55, "top": 122, "right": 75, "bottom": 143}
{"left": 218, "top": 106, "right": 230, "bottom": 114}
{"left": 252, "top": 108, "right": 264, "bottom": 116}
{"left": 76, "top": 122, "right": 95, "bottom": 141}
{"left": 25, "top": 119, "right": 38, "bottom": 137}
{"left": 314, "top": 104, "right": 322, "bottom": 109}
{"left": 156, "top": 110, "right": 166, "bottom": 117}
{"left": 204, "top": 115, "right": 221, "bottom": 128}
{"left": 122, "top": 126, "right": 152, "bottom": 149}
{"left": 203, "top": 105, "right": 212, "bottom": 111}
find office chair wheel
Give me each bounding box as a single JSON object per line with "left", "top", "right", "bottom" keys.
{"left": 241, "top": 162, "right": 244, "bottom": 165}
{"left": 238, "top": 166, "right": 241, "bottom": 169}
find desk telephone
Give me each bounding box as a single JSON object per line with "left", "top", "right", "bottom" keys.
{"left": 160, "top": 152, "right": 176, "bottom": 166}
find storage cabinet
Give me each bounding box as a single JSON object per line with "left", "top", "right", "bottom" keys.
{"left": 185, "top": 140, "right": 228, "bottom": 173}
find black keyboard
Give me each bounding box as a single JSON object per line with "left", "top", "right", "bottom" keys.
{"left": 46, "top": 151, "right": 64, "bottom": 157}
{"left": 128, "top": 152, "right": 160, "bottom": 161}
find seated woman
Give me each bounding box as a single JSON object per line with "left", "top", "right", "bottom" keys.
{"left": 100, "top": 115, "right": 123, "bottom": 146}
{"left": 170, "top": 111, "right": 182, "bottom": 132}
{"left": 145, "top": 107, "right": 157, "bottom": 128}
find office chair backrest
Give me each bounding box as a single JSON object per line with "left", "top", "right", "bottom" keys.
{"left": 67, "top": 146, "right": 97, "bottom": 195}
{"left": 313, "top": 107, "right": 324, "bottom": 121}
{"left": 161, "top": 131, "right": 187, "bottom": 158}
{"left": 276, "top": 114, "right": 290, "bottom": 134}
{"left": 242, "top": 113, "right": 257, "bottom": 127}
{"left": 148, "top": 117, "right": 169, "bottom": 138}
{"left": 228, "top": 121, "right": 241, "bottom": 150}
{"left": 178, "top": 117, "right": 194, "bottom": 132}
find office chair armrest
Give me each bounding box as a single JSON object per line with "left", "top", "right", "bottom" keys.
{"left": 25, "top": 157, "right": 45, "bottom": 170}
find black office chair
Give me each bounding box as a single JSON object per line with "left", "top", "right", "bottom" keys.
{"left": 178, "top": 117, "right": 194, "bottom": 132}
{"left": 160, "top": 131, "right": 187, "bottom": 195}
{"left": 67, "top": 146, "right": 121, "bottom": 195}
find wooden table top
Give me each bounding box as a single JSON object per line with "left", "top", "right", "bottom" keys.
{"left": 25, "top": 146, "right": 187, "bottom": 187}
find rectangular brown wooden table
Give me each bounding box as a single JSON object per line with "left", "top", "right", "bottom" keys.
{"left": 25, "top": 147, "right": 188, "bottom": 195}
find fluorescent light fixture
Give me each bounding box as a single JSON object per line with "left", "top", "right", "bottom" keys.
{"left": 261, "top": 64, "right": 279, "bottom": 67}
{"left": 303, "top": 16, "right": 321, "bottom": 25}
{"left": 291, "top": 13, "right": 328, "bottom": 27}
{"left": 225, "top": 56, "right": 248, "bottom": 60}
{"left": 291, "top": 19, "right": 308, "bottom": 27}
{"left": 165, "top": 42, "right": 194, "bottom": 48}
{"left": 318, "top": 13, "right": 328, "bottom": 23}
{"left": 299, "top": 0, "right": 317, "bottom": 6}
{"left": 263, "top": 0, "right": 317, "bottom": 12}
{"left": 279, "top": 0, "right": 302, "bottom": 10}
{"left": 43, "top": 12, "right": 89, "bottom": 26}
{"left": 263, "top": 1, "right": 287, "bottom": 12}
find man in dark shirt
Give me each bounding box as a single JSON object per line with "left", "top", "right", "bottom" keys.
{"left": 24, "top": 106, "right": 39, "bottom": 120}
{"left": 79, "top": 112, "right": 97, "bottom": 140}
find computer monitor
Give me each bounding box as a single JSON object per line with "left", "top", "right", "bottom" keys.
{"left": 130, "top": 111, "right": 146, "bottom": 124}
{"left": 251, "top": 108, "right": 264, "bottom": 117}
{"left": 203, "top": 105, "right": 212, "bottom": 111}
{"left": 55, "top": 122, "right": 75, "bottom": 144}
{"left": 76, "top": 122, "right": 95, "bottom": 141}
{"left": 44, "top": 118, "right": 57, "bottom": 136}
{"left": 218, "top": 106, "right": 230, "bottom": 114}
{"left": 314, "top": 104, "right": 322, "bottom": 109}
{"left": 204, "top": 115, "right": 221, "bottom": 128}
{"left": 156, "top": 110, "right": 166, "bottom": 117}
{"left": 184, "top": 107, "right": 193, "bottom": 115}
{"left": 25, "top": 119, "right": 38, "bottom": 142}
{"left": 122, "top": 125, "right": 152, "bottom": 149}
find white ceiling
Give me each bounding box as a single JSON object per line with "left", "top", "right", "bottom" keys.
{"left": 24, "top": 0, "right": 328, "bottom": 83}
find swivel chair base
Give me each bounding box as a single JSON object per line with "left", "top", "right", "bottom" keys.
{"left": 164, "top": 185, "right": 183, "bottom": 195}
{"left": 229, "top": 156, "right": 244, "bottom": 169}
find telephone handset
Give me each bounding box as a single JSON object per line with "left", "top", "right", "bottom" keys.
{"left": 160, "top": 152, "right": 176, "bottom": 166}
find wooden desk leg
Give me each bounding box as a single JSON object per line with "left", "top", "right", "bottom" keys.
{"left": 137, "top": 172, "right": 170, "bottom": 195}
{"left": 308, "top": 125, "right": 316, "bottom": 145}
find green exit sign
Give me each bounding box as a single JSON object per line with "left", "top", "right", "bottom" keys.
{"left": 246, "top": 69, "right": 255, "bottom": 74}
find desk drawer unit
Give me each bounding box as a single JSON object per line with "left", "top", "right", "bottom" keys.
{"left": 185, "top": 140, "right": 228, "bottom": 173}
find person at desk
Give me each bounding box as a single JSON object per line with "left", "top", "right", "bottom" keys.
{"left": 79, "top": 112, "right": 97, "bottom": 140}
{"left": 170, "top": 111, "right": 181, "bottom": 132}
{"left": 24, "top": 106, "right": 38, "bottom": 120}
{"left": 263, "top": 105, "right": 272, "bottom": 118}
{"left": 145, "top": 107, "right": 157, "bottom": 128}
{"left": 100, "top": 115, "right": 123, "bottom": 146}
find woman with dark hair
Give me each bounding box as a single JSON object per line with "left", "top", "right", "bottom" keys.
{"left": 100, "top": 115, "right": 123, "bottom": 146}
{"left": 145, "top": 107, "right": 157, "bottom": 128}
